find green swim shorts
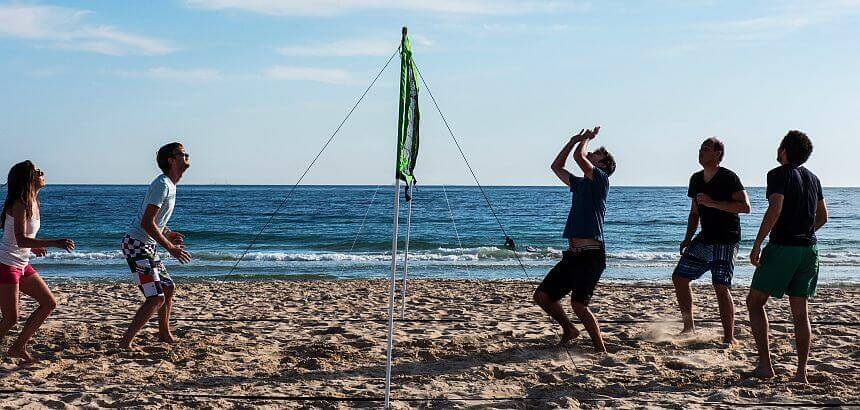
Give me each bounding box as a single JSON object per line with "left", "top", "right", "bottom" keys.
{"left": 751, "top": 243, "right": 819, "bottom": 298}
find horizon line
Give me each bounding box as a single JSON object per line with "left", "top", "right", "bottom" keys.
{"left": 25, "top": 183, "right": 860, "bottom": 188}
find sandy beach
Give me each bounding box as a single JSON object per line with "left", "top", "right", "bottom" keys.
{"left": 0, "top": 280, "right": 857, "bottom": 408}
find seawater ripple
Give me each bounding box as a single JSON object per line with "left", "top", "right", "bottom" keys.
{"left": 9, "top": 185, "right": 858, "bottom": 282}
{"left": 37, "top": 247, "right": 860, "bottom": 267}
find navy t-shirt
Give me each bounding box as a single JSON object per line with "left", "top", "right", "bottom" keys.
{"left": 766, "top": 164, "right": 823, "bottom": 246}
{"left": 563, "top": 168, "right": 610, "bottom": 242}
{"left": 687, "top": 167, "right": 745, "bottom": 244}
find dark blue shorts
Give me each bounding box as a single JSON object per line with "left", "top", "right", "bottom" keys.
{"left": 673, "top": 239, "right": 738, "bottom": 287}
{"left": 537, "top": 246, "right": 606, "bottom": 305}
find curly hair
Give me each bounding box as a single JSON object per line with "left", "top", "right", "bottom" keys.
{"left": 780, "top": 130, "right": 813, "bottom": 166}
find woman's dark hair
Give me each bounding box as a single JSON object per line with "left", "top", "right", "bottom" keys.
{"left": 780, "top": 130, "right": 814, "bottom": 166}
{"left": 1, "top": 160, "right": 39, "bottom": 228}
{"left": 157, "top": 142, "right": 184, "bottom": 174}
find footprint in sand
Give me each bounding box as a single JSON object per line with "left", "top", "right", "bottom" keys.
{"left": 663, "top": 355, "right": 707, "bottom": 370}
{"left": 316, "top": 325, "right": 346, "bottom": 335}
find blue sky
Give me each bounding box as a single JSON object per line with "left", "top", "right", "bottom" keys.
{"left": 1, "top": 0, "right": 858, "bottom": 186}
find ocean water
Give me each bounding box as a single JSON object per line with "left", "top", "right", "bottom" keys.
{"left": 13, "top": 185, "right": 860, "bottom": 284}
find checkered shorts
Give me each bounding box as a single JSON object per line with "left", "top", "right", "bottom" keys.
{"left": 673, "top": 238, "right": 738, "bottom": 287}
{"left": 121, "top": 234, "right": 173, "bottom": 298}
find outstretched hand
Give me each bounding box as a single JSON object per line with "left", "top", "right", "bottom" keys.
{"left": 166, "top": 231, "right": 185, "bottom": 246}
{"left": 570, "top": 126, "right": 601, "bottom": 143}
{"left": 54, "top": 238, "right": 75, "bottom": 253}
{"left": 168, "top": 245, "right": 192, "bottom": 264}
{"left": 582, "top": 126, "right": 601, "bottom": 140}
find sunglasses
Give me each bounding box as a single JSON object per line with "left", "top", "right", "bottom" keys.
{"left": 34, "top": 169, "right": 44, "bottom": 177}
{"left": 173, "top": 152, "right": 190, "bottom": 160}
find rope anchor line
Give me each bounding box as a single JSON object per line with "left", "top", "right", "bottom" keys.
{"left": 413, "top": 62, "right": 580, "bottom": 372}
{"left": 127, "top": 46, "right": 402, "bottom": 404}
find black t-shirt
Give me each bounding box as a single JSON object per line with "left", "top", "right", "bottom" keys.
{"left": 766, "top": 165, "right": 823, "bottom": 246}
{"left": 687, "top": 167, "right": 745, "bottom": 244}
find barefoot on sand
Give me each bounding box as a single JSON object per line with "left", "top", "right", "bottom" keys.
{"left": 559, "top": 327, "right": 580, "bottom": 346}
{"left": 7, "top": 347, "right": 36, "bottom": 363}
{"left": 793, "top": 372, "right": 809, "bottom": 384}
{"left": 159, "top": 333, "right": 176, "bottom": 344}
{"left": 750, "top": 365, "right": 775, "bottom": 379}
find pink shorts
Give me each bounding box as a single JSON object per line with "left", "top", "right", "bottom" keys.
{"left": 0, "top": 263, "right": 38, "bottom": 285}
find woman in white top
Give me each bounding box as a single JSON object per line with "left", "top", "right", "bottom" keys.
{"left": 0, "top": 161, "right": 74, "bottom": 362}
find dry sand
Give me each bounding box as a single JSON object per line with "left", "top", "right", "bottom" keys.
{"left": 0, "top": 280, "right": 857, "bottom": 408}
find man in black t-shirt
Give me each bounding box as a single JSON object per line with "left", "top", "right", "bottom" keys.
{"left": 672, "top": 137, "right": 750, "bottom": 344}
{"left": 747, "top": 131, "right": 828, "bottom": 384}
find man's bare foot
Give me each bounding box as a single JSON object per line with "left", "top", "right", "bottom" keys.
{"left": 159, "top": 333, "right": 176, "bottom": 343}
{"left": 751, "top": 365, "right": 775, "bottom": 379}
{"left": 679, "top": 326, "right": 695, "bottom": 335}
{"left": 119, "top": 340, "right": 134, "bottom": 350}
{"left": 722, "top": 338, "right": 737, "bottom": 346}
{"left": 559, "top": 327, "right": 580, "bottom": 346}
{"left": 793, "top": 372, "right": 809, "bottom": 384}
{"left": 7, "top": 346, "right": 36, "bottom": 363}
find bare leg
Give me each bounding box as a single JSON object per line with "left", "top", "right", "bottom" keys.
{"left": 746, "top": 289, "right": 774, "bottom": 378}
{"left": 120, "top": 295, "right": 164, "bottom": 349}
{"left": 533, "top": 290, "right": 579, "bottom": 345}
{"left": 713, "top": 284, "right": 735, "bottom": 344}
{"left": 158, "top": 284, "right": 175, "bottom": 343}
{"left": 789, "top": 296, "right": 811, "bottom": 383}
{"left": 672, "top": 275, "right": 695, "bottom": 334}
{"left": 0, "top": 284, "right": 20, "bottom": 346}
{"left": 571, "top": 301, "right": 606, "bottom": 352}
{"left": 8, "top": 273, "right": 57, "bottom": 362}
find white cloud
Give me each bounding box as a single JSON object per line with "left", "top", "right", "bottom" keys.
{"left": 700, "top": 15, "right": 813, "bottom": 41}
{"left": 29, "top": 67, "right": 62, "bottom": 77}
{"left": 653, "top": 0, "right": 860, "bottom": 55}
{"left": 278, "top": 38, "right": 396, "bottom": 57}
{"left": 701, "top": 0, "right": 860, "bottom": 40}
{"left": 264, "top": 66, "right": 351, "bottom": 84}
{"left": 185, "top": 0, "right": 576, "bottom": 16}
{"left": 480, "top": 22, "right": 570, "bottom": 35}
{"left": 115, "top": 67, "right": 223, "bottom": 81}
{"left": 0, "top": 4, "right": 175, "bottom": 56}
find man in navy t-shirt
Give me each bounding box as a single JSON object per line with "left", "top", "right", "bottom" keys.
{"left": 672, "top": 137, "right": 750, "bottom": 345}
{"left": 747, "top": 130, "right": 828, "bottom": 383}
{"left": 534, "top": 126, "right": 616, "bottom": 352}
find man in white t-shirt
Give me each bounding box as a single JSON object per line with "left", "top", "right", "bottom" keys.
{"left": 119, "top": 142, "right": 192, "bottom": 349}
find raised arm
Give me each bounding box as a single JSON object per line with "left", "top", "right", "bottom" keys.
{"left": 696, "top": 190, "right": 751, "bottom": 214}
{"left": 551, "top": 129, "right": 585, "bottom": 187}
{"left": 750, "top": 193, "right": 784, "bottom": 266}
{"left": 573, "top": 126, "right": 600, "bottom": 180}
{"left": 141, "top": 204, "right": 191, "bottom": 263}
{"left": 814, "top": 198, "right": 828, "bottom": 231}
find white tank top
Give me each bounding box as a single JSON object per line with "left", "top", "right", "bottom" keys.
{"left": 0, "top": 213, "right": 41, "bottom": 268}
